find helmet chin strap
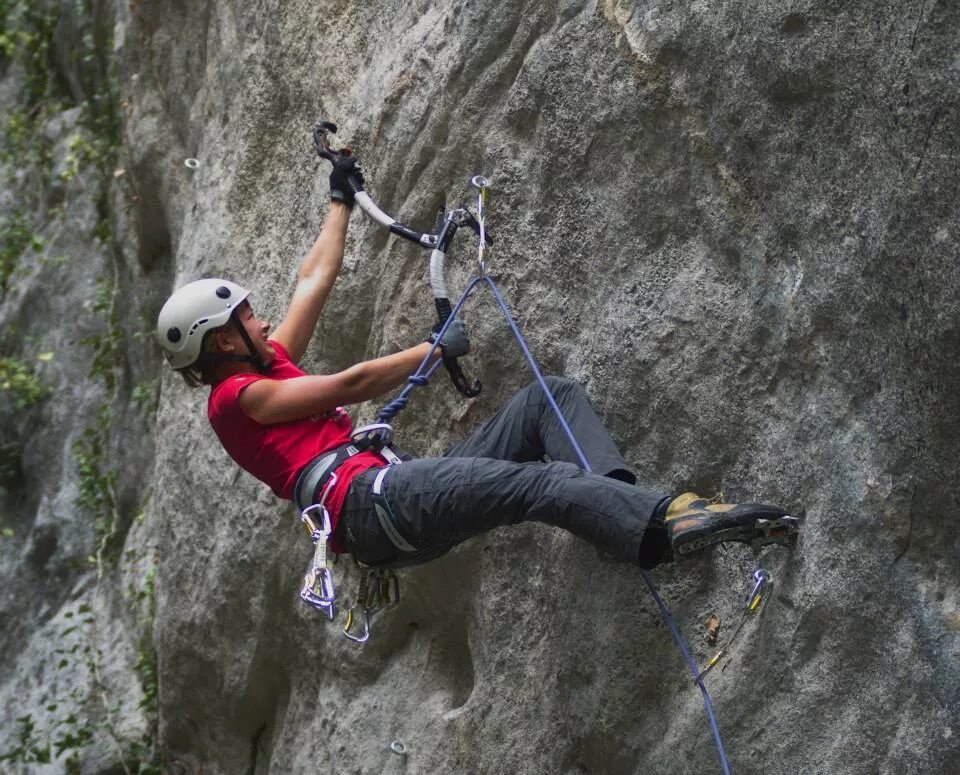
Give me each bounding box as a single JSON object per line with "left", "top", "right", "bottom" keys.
{"left": 234, "top": 315, "right": 272, "bottom": 372}
{"left": 207, "top": 314, "right": 271, "bottom": 371}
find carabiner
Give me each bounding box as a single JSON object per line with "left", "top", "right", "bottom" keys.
{"left": 300, "top": 567, "right": 336, "bottom": 620}
{"left": 299, "top": 503, "right": 336, "bottom": 619}
{"left": 343, "top": 605, "right": 371, "bottom": 643}
{"left": 368, "top": 568, "right": 400, "bottom": 613}
{"left": 470, "top": 175, "right": 489, "bottom": 275}
{"left": 695, "top": 567, "right": 774, "bottom": 683}
{"left": 747, "top": 568, "right": 771, "bottom": 613}
{"left": 301, "top": 503, "right": 332, "bottom": 541}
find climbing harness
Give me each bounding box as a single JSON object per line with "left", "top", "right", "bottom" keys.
{"left": 295, "top": 423, "right": 405, "bottom": 628}
{"left": 303, "top": 121, "right": 800, "bottom": 774}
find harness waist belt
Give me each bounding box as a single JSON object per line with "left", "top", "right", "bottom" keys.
{"left": 294, "top": 443, "right": 364, "bottom": 512}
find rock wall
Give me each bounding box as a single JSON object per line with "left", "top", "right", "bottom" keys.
{"left": 2, "top": 1, "right": 958, "bottom": 773}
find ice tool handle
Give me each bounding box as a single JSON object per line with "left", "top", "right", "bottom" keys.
{"left": 313, "top": 122, "right": 437, "bottom": 247}
{"left": 312, "top": 120, "right": 486, "bottom": 397}
{"left": 430, "top": 206, "right": 485, "bottom": 397}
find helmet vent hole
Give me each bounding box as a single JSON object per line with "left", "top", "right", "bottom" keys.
{"left": 166, "top": 327, "right": 182, "bottom": 343}
{"left": 216, "top": 286, "right": 232, "bottom": 299}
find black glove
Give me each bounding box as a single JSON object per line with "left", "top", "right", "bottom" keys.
{"left": 329, "top": 154, "right": 364, "bottom": 207}
{"left": 428, "top": 318, "right": 470, "bottom": 359}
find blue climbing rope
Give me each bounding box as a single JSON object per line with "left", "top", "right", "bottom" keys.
{"left": 376, "top": 275, "right": 484, "bottom": 423}
{"left": 485, "top": 276, "right": 733, "bottom": 775}
{"left": 378, "top": 273, "right": 733, "bottom": 775}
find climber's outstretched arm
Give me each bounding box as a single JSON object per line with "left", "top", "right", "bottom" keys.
{"left": 239, "top": 343, "right": 436, "bottom": 423}
{"left": 271, "top": 201, "right": 352, "bottom": 364}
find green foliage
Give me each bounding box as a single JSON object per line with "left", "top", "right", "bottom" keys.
{"left": 131, "top": 379, "right": 160, "bottom": 416}
{"left": 0, "top": 0, "right": 61, "bottom": 178}
{"left": 73, "top": 406, "right": 117, "bottom": 547}
{"left": 1, "top": 585, "right": 163, "bottom": 771}
{"left": 0, "top": 3, "right": 161, "bottom": 771}
{"left": 0, "top": 211, "right": 43, "bottom": 295}
{"left": 0, "top": 355, "right": 47, "bottom": 409}
{"left": 0, "top": 439, "right": 23, "bottom": 493}
{"left": 0, "top": 107, "right": 52, "bottom": 182}
{"left": 128, "top": 562, "right": 161, "bottom": 773}
{"left": 133, "top": 564, "right": 158, "bottom": 711}
{"left": 78, "top": 78, "right": 122, "bottom": 177}
{"left": 80, "top": 276, "right": 121, "bottom": 391}
{"left": 0, "top": 0, "right": 61, "bottom": 105}
{"left": 0, "top": 356, "right": 46, "bottom": 493}
{"left": 0, "top": 639, "right": 95, "bottom": 768}
{"left": 75, "top": 273, "right": 122, "bottom": 556}
{"left": 0, "top": 0, "right": 120, "bottom": 185}
{"left": 0, "top": 715, "right": 52, "bottom": 765}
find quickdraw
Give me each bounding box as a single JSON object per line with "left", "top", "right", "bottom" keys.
{"left": 343, "top": 565, "right": 401, "bottom": 643}
{"left": 695, "top": 568, "right": 772, "bottom": 683}
{"left": 299, "top": 484, "right": 338, "bottom": 620}
{"left": 298, "top": 423, "right": 404, "bottom": 635}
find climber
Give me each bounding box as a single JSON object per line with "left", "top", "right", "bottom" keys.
{"left": 155, "top": 152, "right": 798, "bottom": 572}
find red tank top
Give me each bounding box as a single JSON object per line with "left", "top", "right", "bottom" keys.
{"left": 207, "top": 341, "right": 385, "bottom": 552}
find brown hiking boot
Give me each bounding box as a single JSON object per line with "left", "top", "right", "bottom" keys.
{"left": 664, "top": 492, "right": 800, "bottom": 556}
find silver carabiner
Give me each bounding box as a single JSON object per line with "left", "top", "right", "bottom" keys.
{"left": 299, "top": 503, "right": 336, "bottom": 619}
{"left": 470, "top": 175, "right": 489, "bottom": 276}
{"left": 317, "top": 566, "right": 336, "bottom": 603}
{"left": 300, "top": 568, "right": 336, "bottom": 620}
{"left": 343, "top": 604, "right": 371, "bottom": 643}
{"left": 747, "top": 568, "right": 771, "bottom": 613}
{"left": 695, "top": 567, "right": 774, "bottom": 683}
{"left": 300, "top": 502, "right": 332, "bottom": 541}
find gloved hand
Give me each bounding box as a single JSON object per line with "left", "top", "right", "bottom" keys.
{"left": 329, "top": 153, "right": 364, "bottom": 207}
{"left": 428, "top": 318, "right": 470, "bottom": 359}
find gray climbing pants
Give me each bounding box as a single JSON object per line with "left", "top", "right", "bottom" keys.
{"left": 338, "top": 377, "right": 667, "bottom": 567}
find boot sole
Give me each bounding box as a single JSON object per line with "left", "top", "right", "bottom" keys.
{"left": 674, "top": 516, "right": 801, "bottom": 556}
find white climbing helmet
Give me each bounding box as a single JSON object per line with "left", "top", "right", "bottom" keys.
{"left": 156, "top": 278, "right": 251, "bottom": 369}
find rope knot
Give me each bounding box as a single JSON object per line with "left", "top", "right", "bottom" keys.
{"left": 376, "top": 395, "right": 409, "bottom": 422}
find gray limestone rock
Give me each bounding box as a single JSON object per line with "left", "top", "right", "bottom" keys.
{"left": 1, "top": 1, "right": 958, "bottom": 773}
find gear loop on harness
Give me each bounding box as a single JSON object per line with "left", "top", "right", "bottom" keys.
{"left": 297, "top": 425, "right": 405, "bottom": 635}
